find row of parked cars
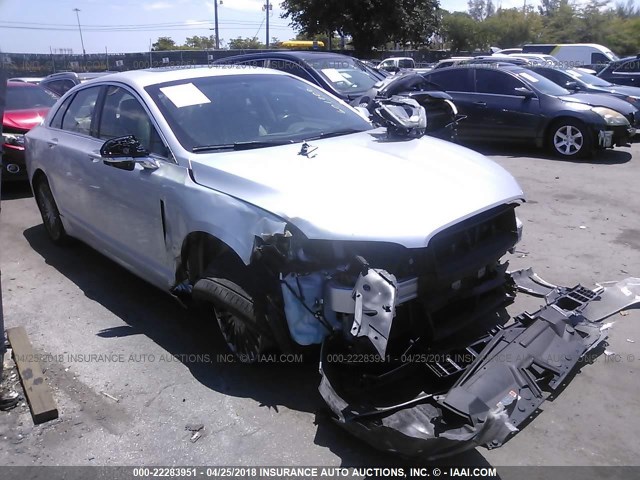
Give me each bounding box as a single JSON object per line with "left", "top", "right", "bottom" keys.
{"left": 213, "top": 50, "right": 640, "bottom": 158}
{"left": 14, "top": 49, "right": 639, "bottom": 460}
{"left": 4, "top": 49, "right": 640, "bottom": 182}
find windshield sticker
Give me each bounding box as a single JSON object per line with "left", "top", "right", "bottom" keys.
{"left": 159, "top": 83, "right": 211, "bottom": 108}
{"left": 322, "top": 68, "right": 348, "bottom": 83}
{"left": 519, "top": 72, "right": 539, "bottom": 83}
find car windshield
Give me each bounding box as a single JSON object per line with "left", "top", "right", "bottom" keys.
{"left": 514, "top": 69, "right": 570, "bottom": 96}
{"left": 145, "top": 73, "right": 373, "bottom": 152}
{"left": 6, "top": 85, "right": 58, "bottom": 110}
{"left": 303, "top": 56, "right": 382, "bottom": 94}
{"left": 565, "top": 68, "right": 613, "bottom": 87}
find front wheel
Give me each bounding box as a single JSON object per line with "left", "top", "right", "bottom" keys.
{"left": 548, "top": 119, "right": 593, "bottom": 158}
{"left": 33, "top": 177, "right": 71, "bottom": 245}
{"left": 193, "top": 276, "right": 276, "bottom": 363}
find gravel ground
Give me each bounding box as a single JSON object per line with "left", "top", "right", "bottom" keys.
{"left": 0, "top": 142, "right": 639, "bottom": 470}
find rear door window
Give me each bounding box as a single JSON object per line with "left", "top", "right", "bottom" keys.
{"left": 44, "top": 79, "right": 76, "bottom": 96}
{"left": 425, "top": 69, "right": 473, "bottom": 92}
{"left": 475, "top": 69, "right": 525, "bottom": 95}
{"left": 398, "top": 59, "right": 414, "bottom": 69}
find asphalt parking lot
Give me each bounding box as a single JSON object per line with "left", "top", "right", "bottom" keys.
{"left": 0, "top": 142, "right": 639, "bottom": 470}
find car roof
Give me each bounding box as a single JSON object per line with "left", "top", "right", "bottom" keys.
{"left": 217, "top": 50, "right": 357, "bottom": 63}
{"left": 428, "top": 64, "right": 525, "bottom": 73}
{"left": 77, "top": 65, "right": 288, "bottom": 89}
{"left": 7, "top": 81, "right": 42, "bottom": 88}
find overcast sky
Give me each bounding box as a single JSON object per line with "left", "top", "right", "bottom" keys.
{"left": 0, "top": 0, "right": 534, "bottom": 54}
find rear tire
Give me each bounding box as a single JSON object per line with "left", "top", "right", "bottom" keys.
{"left": 548, "top": 119, "right": 593, "bottom": 159}
{"left": 33, "top": 176, "right": 71, "bottom": 245}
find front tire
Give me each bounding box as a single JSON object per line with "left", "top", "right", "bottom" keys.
{"left": 33, "top": 176, "right": 71, "bottom": 245}
{"left": 193, "top": 273, "right": 276, "bottom": 363}
{"left": 548, "top": 119, "right": 593, "bottom": 158}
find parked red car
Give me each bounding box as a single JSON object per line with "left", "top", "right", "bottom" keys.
{"left": 2, "top": 81, "right": 58, "bottom": 182}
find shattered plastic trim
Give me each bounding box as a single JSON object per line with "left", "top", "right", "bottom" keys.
{"left": 318, "top": 270, "right": 639, "bottom": 459}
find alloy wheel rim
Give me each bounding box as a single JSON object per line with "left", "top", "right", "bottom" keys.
{"left": 215, "top": 309, "right": 261, "bottom": 363}
{"left": 37, "top": 186, "right": 61, "bottom": 238}
{"left": 554, "top": 125, "right": 583, "bottom": 155}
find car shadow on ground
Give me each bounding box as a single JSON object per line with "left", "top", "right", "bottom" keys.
{"left": 0, "top": 181, "right": 32, "bottom": 200}
{"left": 23, "top": 223, "right": 498, "bottom": 469}
{"left": 462, "top": 142, "right": 633, "bottom": 164}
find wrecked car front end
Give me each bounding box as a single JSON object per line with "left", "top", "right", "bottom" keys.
{"left": 184, "top": 126, "right": 640, "bottom": 459}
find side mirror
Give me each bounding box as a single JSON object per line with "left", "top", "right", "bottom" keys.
{"left": 100, "top": 135, "right": 149, "bottom": 158}
{"left": 514, "top": 87, "right": 535, "bottom": 98}
{"left": 565, "top": 81, "right": 579, "bottom": 90}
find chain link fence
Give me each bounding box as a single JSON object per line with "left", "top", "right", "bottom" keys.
{"left": 1, "top": 49, "right": 452, "bottom": 77}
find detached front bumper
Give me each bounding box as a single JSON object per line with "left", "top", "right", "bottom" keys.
{"left": 319, "top": 271, "right": 640, "bottom": 459}
{"left": 599, "top": 125, "right": 636, "bottom": 148}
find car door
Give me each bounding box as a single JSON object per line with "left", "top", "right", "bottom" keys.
{"left": 88, "top": 84, "right": 179, "bottom": 287}
{"left": 470, "top": 69, "right": 542, "bottom": 141}
{"left": 607, "top": 59, "right": 640, "bottom": 87}
{"left": 423, "top": 68, "right": 478, "bottom": 137}
{"left": 45, "top": 85, "right": 105, "bottom": 233}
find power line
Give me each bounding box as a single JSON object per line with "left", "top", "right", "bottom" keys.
{"left": 0, "top": 20, "right": 290, "bottom": 28}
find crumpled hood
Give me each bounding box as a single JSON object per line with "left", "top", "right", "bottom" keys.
{"left": 559, "top": 93, "right": 636, "bottom": 116}
{"left": 2, "top": 108, "right": 50, "bottom": 132}
{"left": 189, "top": 131, "right": 524, "bottom": 248}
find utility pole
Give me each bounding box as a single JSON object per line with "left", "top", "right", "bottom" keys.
{"left": 73, "top": 8, "right": 87, "bottom": 70}
{"left": 213, "top": 0, "right": 220, "bottom": 49}
{"left": 263, "top": 1, "right": 272, "bottom": 48}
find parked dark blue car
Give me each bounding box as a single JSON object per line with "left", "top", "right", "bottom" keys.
{"left": 422, "top": 64, "right": 638, "bottom": 158}
{"left": 529, "top": 65, "right": 640, "bottom": 109}
{"left": 597, "top": 55, "right": 640, "bottom": 87}
{"left": 213, "top": 51, "right": 385, "bottom": 102}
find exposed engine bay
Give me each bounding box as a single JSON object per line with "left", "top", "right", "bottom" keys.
{"left": 245, "top": 203, "right": 640, "bottom": 459}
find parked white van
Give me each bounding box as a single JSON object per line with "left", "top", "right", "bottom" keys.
{"left": 522, "top": 43, "right": 618, "bottom": 68}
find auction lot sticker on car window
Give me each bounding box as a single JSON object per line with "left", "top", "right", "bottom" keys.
{"left": 322, "top": 68, "right": 348, "bottom": 83}
{"left": 519, "top": 72, "right": 539, "bottom": 83}
{"left": 160, "top": 83, "right": 211, "bottom": 108}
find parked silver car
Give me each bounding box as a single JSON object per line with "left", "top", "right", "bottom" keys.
{"left": 26, "top": 66, "right": 630, "bottom": 458}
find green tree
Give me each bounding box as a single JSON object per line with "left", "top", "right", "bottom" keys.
{"left": 228, "top": 37, "right": 265, "bottom": 49}
{"left": 152, "top": 36, "right": 178, "bottom": 51}
{"left": 281, "top": 0, "right": 440, "bottom": 54}
{"left": 441, "top": 11, "right": 481, "bottom": 52}
{"left": 184, "top": 35, "right": 219, "bottom": 49}
{"left": 468, "top": 0, "right": 487, "bottom": 21}
{"left": 483, "top": 8, "right": 543, "bottom": 48}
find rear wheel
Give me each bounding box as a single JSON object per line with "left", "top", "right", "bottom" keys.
{"left": 548, "top": 119, "right": 593, "bottom": 158}
{"left": 33, "top": 176, "right": 70, "bottom": 245}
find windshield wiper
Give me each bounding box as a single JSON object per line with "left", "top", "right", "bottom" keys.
{"left": 304, "top": 128, "right": 367, "bottom": 141}
{"left": 192, "top": 140, "right": 294, "bottom": 152}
